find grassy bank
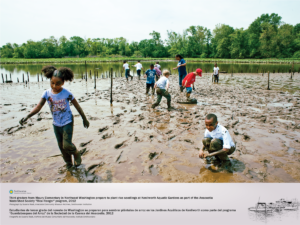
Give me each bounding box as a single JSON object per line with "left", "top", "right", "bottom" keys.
{"left": 0, "top": 57, "right": 299, "bottom": 64}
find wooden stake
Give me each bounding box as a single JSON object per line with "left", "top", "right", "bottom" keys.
{"left": 6, "top": 74, "right": 7, "bottom": 81}
{"left": 267, "top": 71, "right": 270, "bottom": 90}
{"left": 17, "top": 78, "right": 19, "bottom": 83}
{"left": 10, "top": 73, "right": 11, "bottom": 80}
{"left": 37, "top": 73, "right": 39, "bottom": 82}
{"left": 23, "top": 73, "right": 24, "bottom": 82}
{"left": 85, "top": 61, "right": 87, "bottom": 82}
{"left": 110, "top": 68, "right": 113, "bottom": 105}
{"left": 27, "top": 72, "right": 29, "bottom": 82}
{"left": 1, "top": 74, "right": 4, "bottom": 83}
{"left": 94, "top": 72, "right": 96, "bottom": 89}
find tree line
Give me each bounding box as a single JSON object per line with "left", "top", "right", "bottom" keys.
{"left": 1, "top": 14, "right": 300, "bottom": 59}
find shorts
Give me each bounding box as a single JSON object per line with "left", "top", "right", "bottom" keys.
{"left": 146, "top": 83, "right": 154, "bottom": 89}
{"left": 186, "top": 87, "right": 192, "bottom": 93}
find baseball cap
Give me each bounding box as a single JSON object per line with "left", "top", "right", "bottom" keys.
{"left": 196, "top": 68, "right": 202, "bottom": 77}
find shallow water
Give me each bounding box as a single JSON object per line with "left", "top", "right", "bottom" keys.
{"left": 0, "top": 73, "right": 300, "bottom": 183}
{"left": 0, "top": 62, "right": 299, "bottom": 83}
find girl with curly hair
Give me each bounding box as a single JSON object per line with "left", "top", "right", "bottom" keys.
{"left": 19, "top": 66, "right": 90, "bottom": 169}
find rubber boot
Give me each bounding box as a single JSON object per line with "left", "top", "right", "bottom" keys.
{"left": 167, "top": 101, "right": 172, "bottom": 111}
{"left": 126, "top": 77, "right": 128, "bottom": 82}
{"left": 131, "top": 75, "right": 133, "bottom": 81}
{"left": 186, "top": 93, "right": 191, "bottom": 101}
{"left": 152, "top": 88, "right": 155, "bottom": 95}
{"left": 146, "top": 87, "right": 150, "bottom": 95}
{"left": 63, "top": 154, "right": 73, "bottom": 170}
{"left": 180, "top": 86, "right": 184, "bottom": 92}
{"left": 151, "top": 103, "right": 159, "bottom": 108}
{"left": 73, "top": 150, "right": 82, "bottom": 167}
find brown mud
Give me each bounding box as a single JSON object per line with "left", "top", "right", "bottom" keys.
{"left": 1, "top": 73, "right": 300, "bottom": 183}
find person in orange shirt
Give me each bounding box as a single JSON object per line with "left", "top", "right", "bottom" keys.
{"left": 182, "top": 68, "right": 202, "bottom": 101}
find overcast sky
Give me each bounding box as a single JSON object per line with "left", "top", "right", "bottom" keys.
{"left": 0, "top": 0, "right": 299, "bottom": 46}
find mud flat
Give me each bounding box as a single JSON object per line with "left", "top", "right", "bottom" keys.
{"left": 0, "top": 73, "right": 300, "bottom": 183}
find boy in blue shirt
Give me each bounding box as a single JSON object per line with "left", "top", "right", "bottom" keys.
{"left": 144, "top": 64, "right": 157, "bottom": 95}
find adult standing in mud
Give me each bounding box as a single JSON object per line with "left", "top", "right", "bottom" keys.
{"left": 173, "top": 54, "right": 187, "bottom": 92}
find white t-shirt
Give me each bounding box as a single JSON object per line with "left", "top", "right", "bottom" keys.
{"left": 156, "top": 76, "right": 169, "bottom": 89}
{"left": 204, "top": 124, "right": 235, "bottom": 149}
{"left": 213, "top": 67, "right": 219, "bottom": 75}
{"left": 134, "top": 63, "right": 143, "bottom": 70}
{"left": 156, "top": 64, "right": 161, "bottom": 69}
{"left": 123, "top": 63, "right": 129, "bottom": 70}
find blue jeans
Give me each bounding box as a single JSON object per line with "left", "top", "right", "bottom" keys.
{"left": 125, "top": 69, "right": 129, "bottom": 78}
{"left": 179, "top": 73, "right": 187, "bottom": 87}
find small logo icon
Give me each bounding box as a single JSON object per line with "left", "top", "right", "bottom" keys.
{"left": 9, "top": 190, "right": 13, "bottom": 194}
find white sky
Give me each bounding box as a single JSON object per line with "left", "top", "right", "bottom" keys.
{"left": 0, "top": 0, "right": 299, "bottom": 46}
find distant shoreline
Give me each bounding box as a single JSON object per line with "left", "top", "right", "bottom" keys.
{"left": 0, "top": 58, "right": 299, "bottom": 65}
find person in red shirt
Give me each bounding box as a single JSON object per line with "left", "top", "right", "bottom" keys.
{"left": 182, "top": 68, "right": 202, "bottom": 101}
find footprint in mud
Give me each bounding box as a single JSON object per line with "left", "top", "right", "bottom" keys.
{"left": 80, "top": 140, "right": 92, "bottom": 147}
{"left": 99, "top": 126, "right": 109, "bottom": 133}
{"left": 115, "top": 141, "right": 126, "bottom": 149}
{"left": 102, "top": 133, "right": 112, "bottom": 139}
{"left": 149, "top": 152, "right": 158, "bottom": 160}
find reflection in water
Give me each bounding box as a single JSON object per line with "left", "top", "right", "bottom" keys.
{"left": 60, "top": 164, "right": 113, "bottom": 183}
{"left": 1, "top": 62, "right": 298, "bottom": 83}
{"left": 199, "top": 158, "right": 245, "bottom": 182}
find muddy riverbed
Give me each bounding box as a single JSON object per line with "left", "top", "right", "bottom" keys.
{"left": 1, "top": 73, "right": 300, "bottom": 183}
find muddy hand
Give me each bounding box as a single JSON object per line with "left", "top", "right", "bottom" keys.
{"left": 199, "top": 150, "right": 205, "bottom": 158}
{"left": 19, "top": 117, "right": 28, "bottom": 126}
{"left": 83, "top": 119, "right": 90, "bottom": 128}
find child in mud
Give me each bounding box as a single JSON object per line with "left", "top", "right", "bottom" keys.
{"left": 151, "top": 70, "right": 172, "bottom": 110}
{"left": 155, "top": 61, "right": 161, "bottom": 70}
{"left": 154, "top": 64, "right": 162, "bottom": 81}
{"left": 213, "top": 63, "right": 219, "bottom": 83}
{"left": 144, "top": 64, "right": 157, "bottom": 95}
{"left": 19, "top": 66, "right": 90, "bottom": 170}
{"left": 182, "top": 68, "right": 202, "bottom": 101}
{"left": 199, "top": 114, "right": 235, "bottom": 170}
{"left": 133, "top": 60, "right": 143, "bottom": 80}
{"left": 123, "top": 60, "right": 133, "bottom": 81}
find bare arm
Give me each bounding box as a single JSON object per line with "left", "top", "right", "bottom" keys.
{"left": 19, "top": 98, "right": 46, "bottom": 125}
{"left": 71, "top": 98, "right": 90, "bottom": 128}
{"left": 183, "top": 80, "right": 188, "bottom": 87}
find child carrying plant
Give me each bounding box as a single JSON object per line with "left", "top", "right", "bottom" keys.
{"left": 19, "top": 66, "right": 90, "bottom": 169}
{"left": 144, "top": 64, "right": 157, "bottom": 95}
{"left": 151, "top": 70, "right": 172, "bottom": 110}
{"left": 182, "top": 68, "right": 202, "bottom": 101}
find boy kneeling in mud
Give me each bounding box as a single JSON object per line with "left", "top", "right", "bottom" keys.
{"left": 199, "top": 114, "right": 235, "bottom": 170}
{"left": 151, "top": 70, "right": 171, "bottom": 110}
